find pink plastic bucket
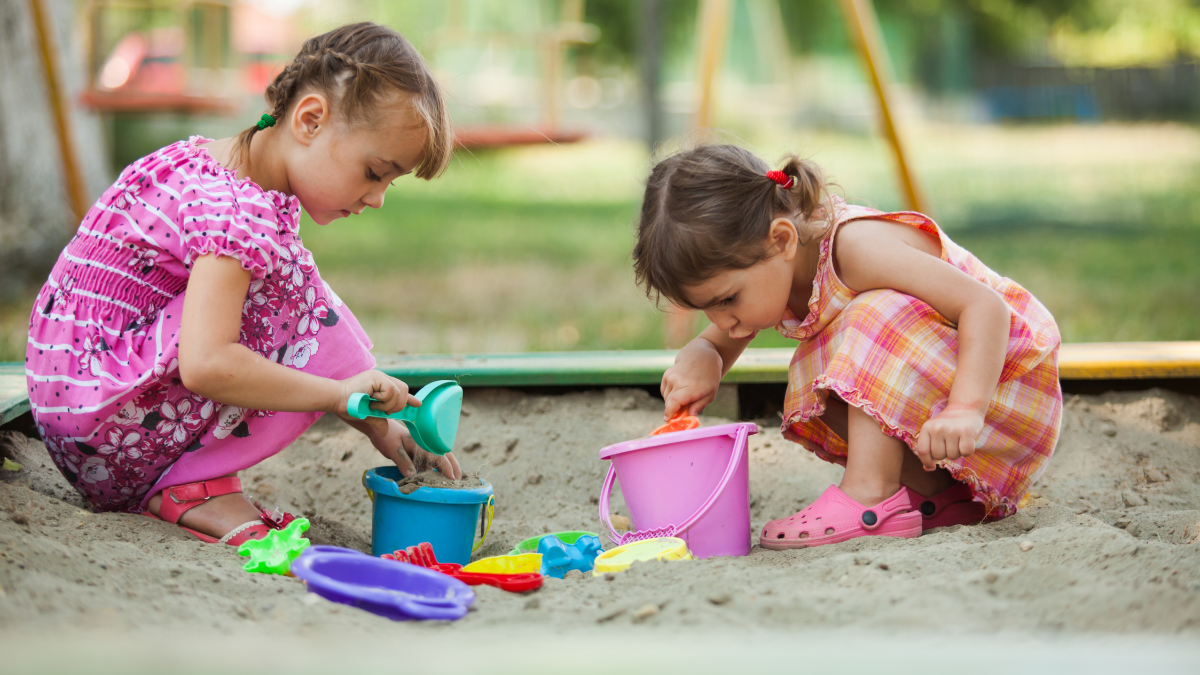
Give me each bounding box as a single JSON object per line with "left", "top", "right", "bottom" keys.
{"left": 598, "top": 423, "right": 757, "bottom": 559}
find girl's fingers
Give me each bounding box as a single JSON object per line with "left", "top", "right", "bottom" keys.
{"left": 943, "top": 434, "right": 962, "bottom": 461}
{"left": 437, "top": 452, "right": 462, "bottom": 480}
{"left": 687, "top": 395, "right": 712, "bottom": 417}
{"left": 959, "top": 434, "right": 975, "bottom": 459}
{"left": 914, "top": 432, "right": 935, "bottom": 471}
{"left": 929, "top": 434, "right": 948, "bottom": 463}
{"left": 663, "top": 392, "right": 687, "bottom": 420}
{"left": 392, "top": 449, "right": 417, "bottom": 478}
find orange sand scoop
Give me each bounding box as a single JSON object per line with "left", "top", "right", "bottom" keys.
{"left": 650, "top": 412, "right": 700, "bottom": 436}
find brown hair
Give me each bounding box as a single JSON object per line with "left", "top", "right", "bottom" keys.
{"left": 234, "top": 22, "right": 452, "bottom": 180}
{"left": 632, "top": 144, "right": 834, "bottom": 308}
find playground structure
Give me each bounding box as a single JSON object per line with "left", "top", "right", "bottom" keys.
{"left": 77, "top": 0, "right": 240, "bottom": 113}
{"left": 429, "top": 0, "right": 598, "bottom": 148}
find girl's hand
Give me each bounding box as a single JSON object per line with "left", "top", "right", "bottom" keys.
{"left": 371, "top": 419, "right": 462, "bottom": 480}
{"left": 914, "top": 404, "right": 985, "bottom": 471}
{"left": 661, "top": 342, "right": 723, "bottom": 420}
{"left": 332, "top": 369, "right": 420, "bottom": 436}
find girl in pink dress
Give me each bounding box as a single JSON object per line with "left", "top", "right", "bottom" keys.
{"left": 634, "top": 145, "right": 1061, "bottom": 549}
{"left": 26, "top": 23, "right": 461, "bottom": 546}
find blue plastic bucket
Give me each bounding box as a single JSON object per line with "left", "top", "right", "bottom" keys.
{"left": 362, "top": 466, "right": 494, "bottom": 565}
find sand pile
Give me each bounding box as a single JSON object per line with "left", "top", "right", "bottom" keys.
{"left": 0, "top": 386, "right": 1197, "bottom": 646}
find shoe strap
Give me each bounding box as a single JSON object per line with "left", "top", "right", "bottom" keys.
{"left": 218, "top": 520, "right": 267, "bottom": 546}
{"left": 159, "top": 477, "right": 243, "bottom": 524}
{"left": 858, "top": 488, "right": 915, "bottom": 532}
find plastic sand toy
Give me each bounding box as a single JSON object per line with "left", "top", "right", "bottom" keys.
{"left": 362, "top": 466, "right": 494, "bottom": 563}
{"left": 462, "top": 553, "right": 543, "bottom": 575}
{"left": 537, "top": 534, "right": 603, "bottom": 578}
{"left": 348, "top": 380, "right": 462, "bottom": 455}
{"left": 238, "top": 518, "right": 311, "bottom": 575}
{"left": 508, "top": 531, "right": 600, "bottom": 555}
{"left": 290, "top": 547, "right": 474, "bottom": 621}
{"left": 591, "top": 537, "right": 692, "bottom": 576}
{"left": 650, "top": 411, "right": 700, "bottom": 436}
{"left": 508, "top": 531, "right": 602, "bottom": 578}
{"left": 384, "top": 542, "right": 543, "bottom": 592}
{"left": 599, "top": 422, "right": 756, "bottom": 559}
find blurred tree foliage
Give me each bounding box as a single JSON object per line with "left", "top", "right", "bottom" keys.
{"left": 575, "top": 0, "right": 1198, "bottom": 68}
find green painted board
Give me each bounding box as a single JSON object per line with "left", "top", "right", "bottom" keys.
{"left": 373, "top": 349, "right": 797, "bottom": 388}
{"left": 0, "top": 364, "right": 29, "bottom": 426}
{"left": 3, "top": 342, "right": 1199, "bottom": 426}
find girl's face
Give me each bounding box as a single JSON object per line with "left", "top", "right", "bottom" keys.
{"left": 285, "top": 92, "right": 428, "bottom": 225}
{"left": 679, "top": 217, "right": 803, "bottom": 339}
{"left": 681, "top": 254, "right": 796, "bottom": 339}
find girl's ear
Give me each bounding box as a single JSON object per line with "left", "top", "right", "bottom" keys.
{"left": 768, "top": 216, "right": 800, "bottom": 262}
{"left": 290, "top": 92, "right": 332, "bottom": 146}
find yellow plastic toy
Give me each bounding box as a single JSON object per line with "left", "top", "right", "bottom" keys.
{"left": 461, "top": 553, "right": 543, "bottom": 575}
{"left": 591, "top": 537, "right": 692, "bottom": 576}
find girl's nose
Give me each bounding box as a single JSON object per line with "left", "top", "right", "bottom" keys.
{"left": 361, "top": 187, "right": 386, "bottom": 210}
{"left": 708, "top": 311, "right": 737, "bottom": 333}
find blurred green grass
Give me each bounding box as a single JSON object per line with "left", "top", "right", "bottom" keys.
{"left": 2, "top": 123, "right": 1199, "bottom": 360}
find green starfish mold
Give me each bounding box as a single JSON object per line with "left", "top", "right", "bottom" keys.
{"left": 237, "top": 518, "right": 311, "bottom": 575}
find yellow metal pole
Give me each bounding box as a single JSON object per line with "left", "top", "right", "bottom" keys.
{"left": 691, "top": 0, "right": 732, "bottom": 130}
{"left": 837, "top": 0, "right": 927, "bottom": 214}
{"left": 29, "top": 0, "right": 88, "bottom": 221}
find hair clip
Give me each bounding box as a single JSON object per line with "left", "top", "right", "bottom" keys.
{"left": 256, "top": 114, "right": 276, "bottom": 130}
{"left": 766, "top": 170, "right": 794, "bottom": 189}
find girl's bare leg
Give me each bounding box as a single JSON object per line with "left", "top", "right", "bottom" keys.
{"left": 819, "top": 394, "right": 956, "bottom": 504}
{"left": 839, "top": 404, "right": 905, "bottom": 506}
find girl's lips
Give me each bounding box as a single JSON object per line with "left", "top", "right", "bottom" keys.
{"left": 340, "top": 210, "right": 351, "bottom": 218}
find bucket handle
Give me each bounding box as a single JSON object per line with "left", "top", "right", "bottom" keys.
{"left": 472, "top": 495, "right": 494, "bottom": 553}
{"left": 598, "top": 424, "right": 751, "bottom": 547}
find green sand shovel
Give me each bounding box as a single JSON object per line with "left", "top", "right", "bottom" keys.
{"left": 347, "top": 380, "right": 463, "bottom": 456}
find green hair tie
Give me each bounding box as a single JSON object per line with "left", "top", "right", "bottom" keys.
{"left": 255, "top": 113, "right": 276, "bottom": 130}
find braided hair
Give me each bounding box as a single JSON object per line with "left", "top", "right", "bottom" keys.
{"left": 233, "top": 22, "right": 452, "bottom": 180}
{"left": 632, "top": 144, "right": 836, "bottom": 308}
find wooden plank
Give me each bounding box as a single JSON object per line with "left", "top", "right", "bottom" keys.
{"left": 375, "top": 342, "right": 1200, "bottom": 386}
{"left": 2, "top": 342, "right": 1198, "bottom": 425}
{"left": 0, "top": 367, "right": 30, "bottom": 426}
{"left": 1058, "top": 341, "right": 1200, "bottom": 380}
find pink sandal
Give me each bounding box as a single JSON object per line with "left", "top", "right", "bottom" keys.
{"left": 143, "top": 477, "right": 294, "bottom": 546}
{"left": 906, "top": 483, "right": 1001, "bottom": 530}
{"left": 760, "top": 485, "right": 922, "bottom": 550}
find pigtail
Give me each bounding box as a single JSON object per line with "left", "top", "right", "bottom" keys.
{"left": 775, "top": 155, "right": 834, "bottom": 244}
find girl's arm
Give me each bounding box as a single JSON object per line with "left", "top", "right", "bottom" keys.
{"left": 833, "top": 220, "right": 1011, "bottom": 470}
{"left": 661, "top": 324, "right": 753, "bottom": 419}
{"left": 178, "top": 255, "right": 415, "bottom": 416}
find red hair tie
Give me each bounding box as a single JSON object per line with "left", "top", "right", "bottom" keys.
{"left": 766, "top": 170, "right": 794, "bottom": 189}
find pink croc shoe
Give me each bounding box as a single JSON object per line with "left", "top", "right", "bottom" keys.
{"left": 759, "top": 485, "right": 922, "bottom": 550}
{"left": 905, "top": 483, "right": 1000, "bottom": 531}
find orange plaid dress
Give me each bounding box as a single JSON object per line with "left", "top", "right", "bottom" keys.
{"left": 777, "top": 200, "right": 1062, "bottom": 517}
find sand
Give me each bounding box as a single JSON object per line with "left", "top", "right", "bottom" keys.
{"left": 0, "top": 386, "right": 1198, "bottom": 671}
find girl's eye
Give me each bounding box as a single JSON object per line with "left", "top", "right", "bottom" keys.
{"left": 367, "top": 169, "right": 382, "bottom": 182}
{"left": 722, "top": 294, "right": 737, "bottom": 306}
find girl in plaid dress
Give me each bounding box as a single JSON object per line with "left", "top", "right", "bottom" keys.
{"left": 633, "top": 145, "right": 1061, "bottom": 549}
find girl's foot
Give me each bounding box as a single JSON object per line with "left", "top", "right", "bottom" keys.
{"left": 146, "top": 476, "right": 290, "bottom": 545}
{"left": 759, "top": 484, "right": 922, "bottom": 550}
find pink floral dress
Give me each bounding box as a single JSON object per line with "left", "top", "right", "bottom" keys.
{"left": 26, "top": 137, "right": 375, "bottom": 513}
